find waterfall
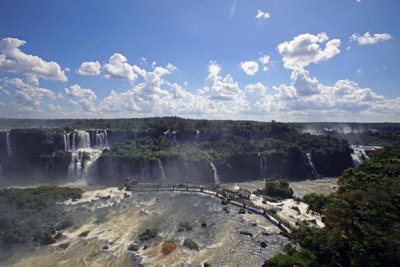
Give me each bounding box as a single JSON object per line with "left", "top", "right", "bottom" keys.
{"left": 140, "top": 158, "right": 150, "bottom": 182}
{"left": 306, "top": 153, "right": 318, "bottom": 177}
{"left": 67, "top": 149, "right": 103, "bottom": 180}
{"left": 351, "top": 145, "right": 370, "bottom": 168}
{"left": 104, "top": 130, "right": 109, "bottom": 147}
{"left": 6, "top": 131, "right": 11, "bottom": 157}
{"left": 163, "top": 130, "right": 170, "bottom": 139}
{"left": 163, "top": 130, "right": 176, "bottom": 143}
{"left": 172, "top": 130, "right": 176, "bottom": 143}
{"left": 95, "top": 130, "right": 108, "bottom": 148}
{"left": 75, "top": 130, "right": 90, "bottom": 149}
{"left": 258, "top": 153, "right": 267, "bottom": 178}
{"left": 158, "top": 159, "right": 166, "bottom": 180}
{"left": 63, "top": 132, "right": 68, "bottom": 151}
{"left": 66, "top": 129, "right": 108, "bottom": 182}
{"left": 210, "top": 162, "right": 220, "bottom": 185}
{"left": 72, "top": 133, "right": 76, "bottom": 150}
{"left": 195, "top": 130, "right": 200, "bottom": 141}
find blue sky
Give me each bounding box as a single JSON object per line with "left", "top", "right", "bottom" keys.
{"left": 0, "top": 0, "right": 399, "bottom": 121}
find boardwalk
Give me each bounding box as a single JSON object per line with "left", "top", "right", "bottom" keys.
{"left": 127, "top": 183, "right": 294, "bottom": 233}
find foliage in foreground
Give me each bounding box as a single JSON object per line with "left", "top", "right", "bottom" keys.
{"left": 257, "top": 179, "right": 294, "bottom": 200}
{"left": 0, "top": 185, "right": 82, "bottom": 246}
{"left": 268, "top": 143, "right": 400, "bottom": 266}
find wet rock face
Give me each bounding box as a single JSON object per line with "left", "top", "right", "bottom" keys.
{"left": 0, "top": 129, "right": 71, "bottom": 184}
{"left": 0, "top": 124, "right": 355, "bottom": 186}
{"left": 128, "top": 244, "right": 139, "bottom": 252}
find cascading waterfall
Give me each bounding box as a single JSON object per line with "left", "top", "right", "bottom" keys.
{"left": 306, "top": 152, "right": 318, "bottom": 177}
{"left": 258, "top": 152, "right": 267, "bottom": 178}
{"left": 63, "top": 132, "right": 68, "bottom": 151}
{"left": 95, "top": 130, "right": 108, "bottom": 148}
{"left": 157, "top": 159, "right": 166, "bottom": 180}
{"left": 163, "top": 130, "right": 170, "bottom": 139}
{"left": 71, "top": 133, "right": 76, "bottom": 151}
{"left": 210, "top": 162, "right": 220, "bottom": 185}
{"left": 140, "top": 157, "right": 150, "bottom": 182}
{"left": 172, "top": 130, "right": 176, "bottom": 143}
{"left": 163, "top": 130, "right": 177, "bottom": 143}
{"left": 351, "top": 145, "right": 371, "bottom": 167}
{"left": 6, "top": 131, "right": 11, "bottom": 157}
{"left": 66, "top": 129, "right": 108, "bottom": 182}
{"left": 105, "top": 130, "right": 108, "bottom": 147}
{"left": 195, "top": 130, "right": 200, "bottom": 141}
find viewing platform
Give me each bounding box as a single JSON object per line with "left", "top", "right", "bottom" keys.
{"left": 126, "top": 182, "right": 294, "bottom": 233}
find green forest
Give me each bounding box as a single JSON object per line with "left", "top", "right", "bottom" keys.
{"left": 268, "top": 143, "right": 400, "bottom": 266}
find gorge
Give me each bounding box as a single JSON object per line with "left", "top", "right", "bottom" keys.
{"left": 0, "top": 118, "right": 375, "bottom": 187}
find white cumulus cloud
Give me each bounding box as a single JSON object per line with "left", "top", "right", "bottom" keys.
{"left": 245, "top": 82, "right": 267, "bottom": 95}
{"left": 277, "top": 33, "right": 341, "bottom": 70}
{"left": 64, "top": 84, "right": 97, "bottom": 101}
{"left": 77, "top": 61, "right": 101, "bottom": 76}
{"left": 103, "top": 53, "right": 137, "bottom": 81}
{"left": 255, "top": 10, "right": 270, "bottom": 19}
{"left": 350, "top": 32, "right": 392, "bottom": 45}
{"left": 240, "top": 61, "right": 259, "bottom": 76}
{"left": 0, "top": 37, "right": 67, "bottom": 81}
{"left": 5, "top": 77, "right": 58, "bottom": 111}
{"left": 258, "top": 55, "right": 270, "bottom": 71}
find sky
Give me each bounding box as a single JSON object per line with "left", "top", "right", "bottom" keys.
{"left": 0, "top": 0, "right": 399, "bottom": 122}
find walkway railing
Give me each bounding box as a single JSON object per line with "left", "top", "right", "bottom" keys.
{"left": 127, "top": 183, "right": 294, "bottom": 233}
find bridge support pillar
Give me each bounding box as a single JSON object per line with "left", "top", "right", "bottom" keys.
{"left": 200, "top": 188, "right": 203, "bottom": 192}
{"left": 186, "top": 186, "right": 189, "bottom": 191}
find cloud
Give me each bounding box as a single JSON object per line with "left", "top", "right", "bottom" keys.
{"left": 277, "top": 33, "right": 341, "bottom": 70}
{"left": 2, "top": 46, "right": 400, "bottom": 122}
{"left": 77, "top": 61, "right": 101, "bottom": 76}
{"left": 202, "top": 61, "right": 242, "bottom": 100}
{"left": 254, "top": 68, "right": 395, "bottom": 121}
{"left": 0, "top": 85, "right": 10, "bottom": 95}
{"left": 64, "top": 84, "right": 97, "bottom": 101}
{"left": 4, "top": 77, "right": 58, "bottom": 111}
{"left": 47, "top": 104, "right": 67, "bottom": 114}
{"left": 245, "top": 82, "right": 267, "bottom": 95}
{"left": 103, "top": 53, "right": 137, "bottom": 81}
{"left": 100, "top": 63, "right": 178, "bottom": 114}
{"left": 240, "top": 61, "right": 259, "bottom": 76}
{"left": 258, "top": 55, "right": 270, "bottom": 71}
{"left": 350, "top": 32, "right": 392, "bottom": 45}
{"left": 0, "top": 37, "right": 67, "bottom": 81}
{"left": 255, "top": 10, "right": 270, "bottom": 19}
{"left": 291, "top": 69, "right": 321, "bottom": 96}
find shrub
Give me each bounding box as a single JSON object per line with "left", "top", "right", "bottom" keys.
{"left": 78, "top": 230, "right": 90, "bottom": 237}
{"left": 183, "top": 238, "right": 199, "bottom": 251}
{"left": 55, "top": 218, "right": 74, "bottom": 231}
{"left": 138, "top": 228, "right": 157, "bottom": 241}
{"left": 178, "top": 222, "right": 192, "bottom": 232}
